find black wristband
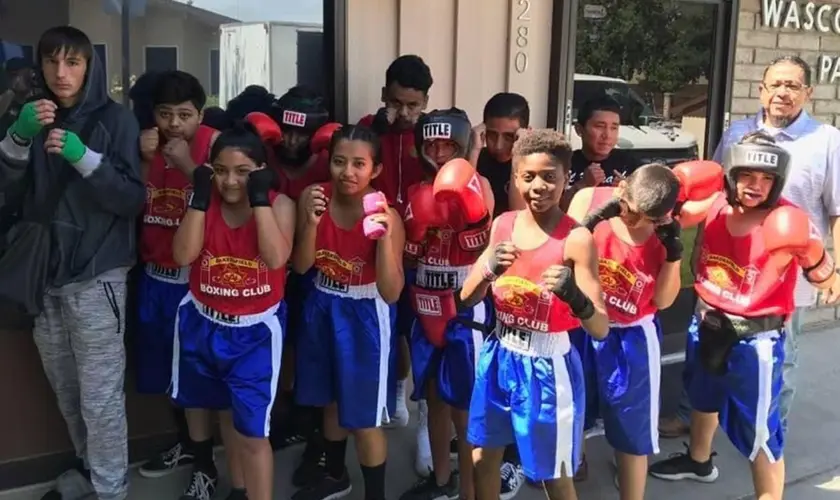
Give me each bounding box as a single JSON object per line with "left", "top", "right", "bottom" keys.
{"left": 572, "top": 295, "right": 595, "bottom": 321}
{"left": 665, "top": 240, "right": 683, "bottom": 262}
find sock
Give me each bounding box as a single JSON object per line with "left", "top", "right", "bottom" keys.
{"left": 172, "top": 407, "right": 190, "bottom": 450}
{"left": 229, "top": 487, "right": 247, "bottom": 500}
{"left": 192, "top": 438, "right": 217, "bottom": 475}
{"left": 323, "top": 438, "right": 348, "bottom": 479}
{"left": 503, "top": 444, "right": 520, "bottom": 465}
{"left": 360, "top": 463, "right": 386, "bottom": 500}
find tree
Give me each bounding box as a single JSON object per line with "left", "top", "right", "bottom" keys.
{"left": 575, "top": 0, "right": 714, "bottom": 94}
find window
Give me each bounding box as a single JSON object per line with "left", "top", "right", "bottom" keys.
{"left": 94, "top": 44, "right": 107, "bottom": 76}
{"left": 209, "top": 49, "right": 220, "bottom": 96}
{"left": 0, "top": 42, "right": 33, "bottom": 66}
{"left": 144, "top": 46, "right": 178, "bottom": 72}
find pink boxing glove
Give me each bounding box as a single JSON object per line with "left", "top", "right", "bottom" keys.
{"left": 363, "top": 191, "right": 387, "bottom": 240}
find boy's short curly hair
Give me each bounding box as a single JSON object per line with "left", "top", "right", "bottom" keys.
{"left": 512, "top": 128, "right": 572, "bottom": 173}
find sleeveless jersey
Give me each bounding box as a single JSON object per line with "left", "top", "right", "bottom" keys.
{"left": 190, "top": 191, "right": 286, "bottom": 315}
{"left": 589, "top": 187, "right": 664, "bottom": 324}
{"left": 695, "top": 195, "right": 797, "bottom": 318}
{"left": 490, "top": 211, "right": 582, "bottom": 335}
{"left": 312, "top": 183, "right": 380, "bottom": 299}
{"left": 411, "top": 181, "right": 491, "bottom": 290}
{"left": 269, "top": 148, "right": 331, "bottom": 202}
{"left": 141, "top": 125, "right": 216, "bottom": 267}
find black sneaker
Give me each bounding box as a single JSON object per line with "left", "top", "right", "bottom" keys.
{"left": 499, "top": 461, "right": 524, "bottom": 500}
{"left": 270, "top": 428, "right": 307, "bottom": 451}
{"left": 648, "top": 444, "right": 719, "bottom": 483}
{"left": 399, "top": 472, "right": 459, "bottom": 500}
{"left": 226, "top": 487, "right": 248, "bottom": 500}
{"left": 180, "top": 469, "right": 218, "bottom": 500}
{"left": 292, "top": 446, "right": 327, "bottom": 488}
{"left": 139, "top": 442, "right": 195, "bottom": 478}
{"left": 291, "top": 471, "right": 352, "bottom": 500}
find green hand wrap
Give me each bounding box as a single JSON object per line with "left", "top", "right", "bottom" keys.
{"left": 9, "top": 102, "right": 43, "bottom": 141}
{"left": 61, "top": 131, "right": 87, "bottom": 164}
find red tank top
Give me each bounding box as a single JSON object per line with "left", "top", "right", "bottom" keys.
{"left": 589, "top": 187, "right": 664, "bottom": 324}
{"left": 413, "top": 182, "right": 491, "bottom": 290}
{"left": 269, "top": 149, "right": 332, "bottom": 201}
{"left": 190, "top": 191, "right": 286, "bottom": 315}
{"left": 695, "top": 195, "right": 797, "bottom": 317}
{"left": 490, "top": 211, "right": 582, "bottom": 334}
{"left": 312, "top": 183, "right": 380, "bottom": 297}
{"left": 141, "top": 125, "right": 216, "bottom": 267}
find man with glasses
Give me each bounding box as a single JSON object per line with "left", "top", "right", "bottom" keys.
{"left": 654, "top": 55, "right": 840, "bottom": 484}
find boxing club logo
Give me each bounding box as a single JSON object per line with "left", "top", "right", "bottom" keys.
{"left": 422, "top": 122, "right": 452, "bottom": 141}
{"left": 282, "top": 110, "right": 307, "bottom": 128}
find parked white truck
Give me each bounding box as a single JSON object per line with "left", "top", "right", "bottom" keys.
{"left": 571, "top": 74, "right": 700, "bottom": 166}
{"left": 218, "top": 21, "right": 324, "bottom": 105}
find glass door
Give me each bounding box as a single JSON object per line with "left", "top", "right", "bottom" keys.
{"left": 556, "top": 0, "right": 736, "bottom": 352}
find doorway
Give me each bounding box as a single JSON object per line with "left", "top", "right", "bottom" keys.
{"left": 549, "top": 0, "right": 737, "bottom": 350}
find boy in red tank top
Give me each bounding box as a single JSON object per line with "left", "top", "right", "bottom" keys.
{"left": 567, "top": 164, "right": 684, "bottom": 500}
{"left": 171, "top": 123, "right": 296, "bottom": 500}
{"left": 462, "top": 129, "right": 610, "bottom": 500}
{"left": 134, "top": 71, "right": 220, "bottom": 482}
{"left": 647, "top": 132, "right": 840, "bottom": 500}
{"left": 291, "top": 124, "right": 405, "bottom": 500}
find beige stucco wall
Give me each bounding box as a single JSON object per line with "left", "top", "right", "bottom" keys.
{"left": 345, "top": 0, "right": 554, "bottom": 126}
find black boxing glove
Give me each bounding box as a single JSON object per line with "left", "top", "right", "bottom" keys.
{"left": 189, "top": 165, "right": 214, "bottom": 212}
{"left": 550, "top": 267, "right": 595, "bottom": 320}
{"left": 655, "top": 220, "right": 683, "bottom": 262}
{"left": 581, "top": 198, "right": 622, "bottom": 232}
{"left": 370, "top": 107, "right": 391, "bottom": 136}
{"left": 247, "top": 168, "right": 275, "bottom": 208}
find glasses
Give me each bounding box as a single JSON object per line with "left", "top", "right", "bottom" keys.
{"left": 762, "top": 81, "right": 807, "bottom": 93}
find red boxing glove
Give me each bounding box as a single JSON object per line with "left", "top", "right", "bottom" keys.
{"left": 433, "top": 158, "right": 487, "bottom": 224}
{"left": 404, "top": 184, "right": 441, "bottom": 257}
{"left": 311, "top": 122, "right": 342, "bottom": 155}
{"left": 245, "top": 112, "right": 282, "bottom": 146}
{"left": 764, "top": 205, "right": 835, "bottom": 285}
{"left": 673, "top": 160, "right": 723, "bottom": 202}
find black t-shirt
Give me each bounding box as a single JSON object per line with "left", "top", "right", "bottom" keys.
{"left": 477, "top": 148, "right": 511, "bottom": 218}
{"left": 568, "top": 149, "right": 643, "bottom": 188}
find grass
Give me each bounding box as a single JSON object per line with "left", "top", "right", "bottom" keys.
{"left": 680, "top": 226, "right": 698, "bottom": 288}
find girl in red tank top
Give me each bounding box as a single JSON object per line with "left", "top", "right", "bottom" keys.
{"left": 171, "top": 122, "right": 296, "bottom": 500}
{"left": 291, "top": 124, "right": 405, "bottom": 500}
{"left": 460, "top": 129, "right": 609, "bottom": 498}
{"left": 567, "top": 165, "right": 684, "bottom": 500}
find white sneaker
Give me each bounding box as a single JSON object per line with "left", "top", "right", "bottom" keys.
{"left": 384, "top": 379, "right": 410, "bottom": 428}
{"left": 414, "top": 400, "right": 433, "bottom": 477}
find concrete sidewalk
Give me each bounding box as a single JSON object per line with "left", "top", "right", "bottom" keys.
{"left": 3, "top": 326, "right": 840, "bottom": 500}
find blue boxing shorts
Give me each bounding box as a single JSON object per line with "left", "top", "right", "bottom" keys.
{"left": 284, "top": 268, "right": 316, "bottom": 345}
{"left": 171, "top": 293, "right": 286, "bottom": 438}
{"left": 468, "top": 328, "right": 585, "bottom": 481}
{"left": 592, "top": 314, "right": 662, "bottom": 456}
{"left": 410, "top": 297, "right": 491, "bottom": 410}
{"left": 569, "top": 326, "right": 599, "bottom": 431}
{"left": 295, "top": 277, "right": 397, "bottom": 430}
{"left": 135, "top": 263, "right": 189, "bottom": 394}
{"left": 685, "top": 315, "right": 785, "bottom": 462}
{"left": 396, "top": 268, "right": 417, "bottom": 338}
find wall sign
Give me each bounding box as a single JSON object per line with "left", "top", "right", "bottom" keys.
{"left": 761, "top": 0, "right": 840, "bottom": 83}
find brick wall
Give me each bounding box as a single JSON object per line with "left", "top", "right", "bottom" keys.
{"left": 732, "top": 0, "right": 840, "bottom": 124}
{"left": 732, "top": 0, "right": 840, "bottom": 330}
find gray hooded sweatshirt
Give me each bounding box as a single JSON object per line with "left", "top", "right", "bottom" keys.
{"left": 0, "top": 50, "right": 144, "bottom": 291}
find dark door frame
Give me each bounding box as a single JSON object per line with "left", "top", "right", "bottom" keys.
{"left": 324, "top": 0, "right": 349, "bottom": 123}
